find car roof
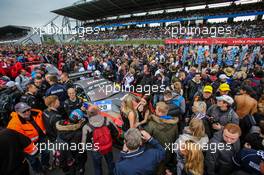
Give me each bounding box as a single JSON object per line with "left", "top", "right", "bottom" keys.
{"left": 74, "top": 78, "right": 112, "bottom": 90}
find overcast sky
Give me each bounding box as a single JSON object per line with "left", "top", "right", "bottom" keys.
{"left": 0, "top": 0, "right": 77, "bottom": 27}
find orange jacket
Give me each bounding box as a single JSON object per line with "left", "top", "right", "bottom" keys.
{"left": 7, "top": 109, "right": 46, "bottom": 155}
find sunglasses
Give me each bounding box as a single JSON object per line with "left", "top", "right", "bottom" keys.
{"left": 22, "top": 109, "right": 31, "bottom": 113}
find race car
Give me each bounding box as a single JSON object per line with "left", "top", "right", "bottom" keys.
{"left": 74, "top": 78, "right": 133, "bottom": 142}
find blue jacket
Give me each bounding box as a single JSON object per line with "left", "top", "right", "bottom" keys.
{"left": 233, "top": 148, "right": 264, "bottom": 175}
{"left": 114, "top": 137, "right": 165, "bottom": 175}
{"left": 45, "top": 83, "right": 67, "bottom": 102}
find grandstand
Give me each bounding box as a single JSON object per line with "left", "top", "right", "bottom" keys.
{"left": 0, "top": 25, "right": 41, "bottom": 44}
{"left": 51, "top": 0, "right": 264, "bottom": 43}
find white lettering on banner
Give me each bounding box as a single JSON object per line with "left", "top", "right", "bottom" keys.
{"left": 51, "top": 89, "right": 64, "bottom": 94}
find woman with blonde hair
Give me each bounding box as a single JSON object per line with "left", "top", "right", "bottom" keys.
{"left": 180, "top": 140, "right": 204, "bottom": 175}
{"left": 120, "top": 94, "right": 138, "bottom": 132}
{"left": 175, "top": 118, "right": 208, "bottom": 175}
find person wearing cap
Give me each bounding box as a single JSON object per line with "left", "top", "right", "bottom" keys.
{"left": 194, "top": 85, "right": 215, "bottom": 109}
{"left": 7, "top": 102, "right": 50, "bottom": 174}
{"left": 217, "top": 83, "right": 231, "bottom": 96}
{"left": 235, "top": 85, "right": 258, "bottom": 119}
{"left": 206, "top": 95, "right": 239, "bottom": 136}
{"left": 233, "top": 149, "right": 264, "bottom": 175}
{"left": 55, "top": 109, "right": 87, "bottom": 175}
{"left": 219, "top": 74, "right": 228, "bottom": 83}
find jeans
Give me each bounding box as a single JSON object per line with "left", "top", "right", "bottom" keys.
{"left": 91, "top": 151, "right": 114, "bottom": 175}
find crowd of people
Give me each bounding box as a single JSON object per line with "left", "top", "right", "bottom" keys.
{"left": 83, "top": 20, "right": 264, "bottom": 40}
{"left": 0, "top": 42, "right": 263, "bottom": 175}
{"left": 84, "top": 2, "right": 264, "bottom": 27}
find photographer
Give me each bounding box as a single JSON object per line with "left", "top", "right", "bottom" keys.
{"left": 207, "top": 95, "right": 239, "bottom": 137}
{"left": 114, "top": 128, "right": 165, "bottom": 175}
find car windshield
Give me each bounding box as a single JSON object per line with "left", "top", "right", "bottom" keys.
{"left": 85, "top": 80, "right": 118, "bottom": 102}
{"left": 45, "top": 64, "right": 59, "bottom": 75}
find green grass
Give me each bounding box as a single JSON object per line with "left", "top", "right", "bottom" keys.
{"left": 80, "top": 39, "right": 165, "bottom": 45}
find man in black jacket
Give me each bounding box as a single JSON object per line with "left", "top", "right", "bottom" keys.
{"left": 0, "top": 128, "right": 31, "bottom": 175}
{"left": 205, "top": 123, "right": 241, "bottom": 175}
{"left": 64, "top": 88, "right": 84, "bottom": 116}
{"left": 20, "top": 83, "right": 42, "bottom": 110}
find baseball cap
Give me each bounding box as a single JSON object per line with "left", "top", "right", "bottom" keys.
{"left": 219, "top": 74, "right": 228, "bottom": 80}
{"left": 69, "top": 109, "right": 84, "bottom": 122}
{"left": 203, "top": 85, "right": 213, "bottom": 93}
{"left": 216, "top": 95, "right": 234, "bottom": 105}
{"left": 15, "top": 102, "right": 31, "bottom": 113}
{"left": 6, "top": 81, "right": 19, "bottom": 88}
{"left": 219, "top": 83, "right": 230, "bottom": 91}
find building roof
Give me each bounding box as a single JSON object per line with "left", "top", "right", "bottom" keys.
{"left": 52, "top": 0, "right": 232, "bottom": 21}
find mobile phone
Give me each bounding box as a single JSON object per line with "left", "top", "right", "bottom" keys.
{"left": 83, "top": 102, "right": 89, "bottom": 109}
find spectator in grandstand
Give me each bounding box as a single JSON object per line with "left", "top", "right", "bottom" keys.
{"left": 56, "top": 109, "right": 87, "bottom": 175}
{"left": 205, "top": 123, "right": 241, "bottom": 175}
{"left": 7, "top": 102, "right": 50, "bottom": 174}
{"left": 42, "top": 95, "right": 62, "bottom": 142}
{"left": 64, "top": 88, "right": 85, "bottom": 116}
{"left": 114, "top": 128, "right": 165, "bottom": 175}
{"left": 60, "top": 72, "right": 74, "bottom": 90}
{"left": 82, "top": 105, "right": 118, "bottom": 175}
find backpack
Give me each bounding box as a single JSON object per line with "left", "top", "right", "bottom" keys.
{"left": 172, "top": 96, "right": 184, "bottom": 108}
{"left": 88, "top": 118, "right": 112, "bottom": 155}
{"left": 0, "top": 92, "right": 12, "bottom": 112}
